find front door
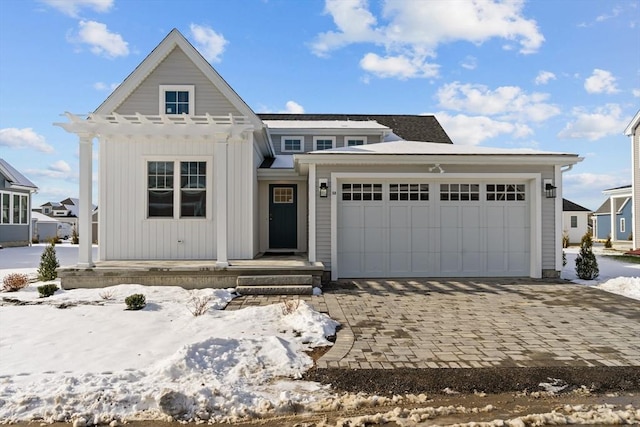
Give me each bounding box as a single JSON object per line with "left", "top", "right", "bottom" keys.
{"left": 269, "top": 184, "right": 297, "bottom": 249}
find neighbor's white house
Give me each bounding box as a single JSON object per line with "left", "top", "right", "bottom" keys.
{"left": 625, "top": 110, "right": 640, "bottom": 250}
{"left": 55, "top": 29, "right": 582, "bottom": 282}
{"left": 562, "top": 198, "right": 591, "bottom": 244}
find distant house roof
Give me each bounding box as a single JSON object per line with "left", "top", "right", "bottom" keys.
{"left": 563, "top": 199, "right": 590, "bottom": 212}
{"left": 603, "top": 184, "right": 632, "bottom": 192}
{"left": 257, "top": 114, "right": 453, "bottom": 144}
{"left": 0, "top": 158, "right": 37, "bottom": 190}
{"left": 593, "top": 197, "right": 631, "bottom": 215}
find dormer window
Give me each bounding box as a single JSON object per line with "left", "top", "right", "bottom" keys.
{"left": 159, "top": 85, "right": 194, "bottom": 115}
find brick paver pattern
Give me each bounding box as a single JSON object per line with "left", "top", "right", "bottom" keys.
{"left": 227, "top": 279, "right": 640, "bottom": 370}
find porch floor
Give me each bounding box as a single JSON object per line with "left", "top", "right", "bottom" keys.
{"left": 58, "top": 253, "right": 325, "bottom": 290}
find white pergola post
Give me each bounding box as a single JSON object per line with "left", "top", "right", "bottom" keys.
{"left": 308, "top": 164, "right": 316, "bottom": 263}
{"left": 215, "top": 139, "right": 229, "bottom": 267}
{"left": 78, "top": 135, "right": 94, "bottom": 267}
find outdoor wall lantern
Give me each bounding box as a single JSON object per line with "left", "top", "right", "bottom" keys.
{"left": 319, "top": 179, "right": 329, "bottom": 198}
{"left": 544, "top": 179, "right": 557, "bottom": 198}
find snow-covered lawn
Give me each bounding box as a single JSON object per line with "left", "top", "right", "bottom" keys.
{"left": 0, "top": 244, "right": 638, "bottom": 424}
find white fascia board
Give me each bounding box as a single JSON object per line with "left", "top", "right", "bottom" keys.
{"left": 624, "top": 109, "right": 640, "bottom": 136}
{"left": 294, "top": 153, "right": 583, "bottom": 167}
{"left": 603, "top": 187, "right": 633, "bottom": 197}
{"left": 256, "top": 169, "right": 306, "bottom": 181}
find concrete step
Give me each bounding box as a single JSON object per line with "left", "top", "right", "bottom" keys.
{"left": 236, "top": 285, "right": 312, "bottom": 295}
{"left": 236, "top": 275, "right": 314, "bottom": 295}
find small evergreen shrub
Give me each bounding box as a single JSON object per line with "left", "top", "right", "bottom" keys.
{"left": 604, "top": 235, "right": 612, "bottom": 249}
{"left": 125, "top": 293, "right": 146, "bottom": 310}
{"left": 2, "top": 273, "right": 29, "bottom": 292}
{"left": 37, "top": 284, "right": 58, "bottom": 298}
{"left": 575, "top": 232, "right": 599, "bottom": 280}
{"left": 562, "top": 251, "right": 567, "bottom": 267}
{"left": 37, "top": 242, "right": 60, "bottom": 282}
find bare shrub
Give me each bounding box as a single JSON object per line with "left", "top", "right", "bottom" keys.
{"left": 99, "top": 289, "right": 115, "bottom": 300}
{"left": 281, "top": 298, "right": 300, "bottom": 315}
{"left": 187, "top": 292, "right": 212, "bottom": 316}
{"left": 2, "top": 273, "right": 29, "bottom": 292}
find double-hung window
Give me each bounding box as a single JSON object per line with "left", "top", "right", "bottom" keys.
{"left": 570, "top": 215, "right": 577, "bottom": 228}
{"left": 281, "top": 136, "right": 304, "bottom": 153}
{"left": 159, "top": 85, "right": 194, "bottom": 115}
{"left": 1, "top": 193, "right": 10, "bottom": 224}
{"left": 313, "top": 136, "right": 335, "bottom": 151}
{"left": 346, "top": 137, "right": 367, "bottom": 147}
{"left": 1, "top": 192, "right": 27, "bottom": 224}
{"left": 147, "top": 160, "right": 208, "bottom": 219}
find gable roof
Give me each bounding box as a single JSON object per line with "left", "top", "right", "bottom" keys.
{"left": 563, "top": 198, "right": 590, "bottom": 212}
{"left": 258, "top": 114, "right": 452, "bottom": 144}
{"left": 624, "top": 109, "right": 640, "bottom": 136}
{"left": 593, "top": 197, "right": 631, "bottom": 215}
{"left": 0, "top": 158, "right": 37, "bottom": 190}
{"left": 94, "top": 29, "right": 262, "bottom": 130}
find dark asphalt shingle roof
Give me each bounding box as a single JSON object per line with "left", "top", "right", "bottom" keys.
{"left": 257, "top": 114, "right": 453, "bottom": 144}
{"left": 562, "top": 198, "right": 591, "bottom": 212}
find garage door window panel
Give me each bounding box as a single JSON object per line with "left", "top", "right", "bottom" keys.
{"left": 342, "top": 183, "right": 382, "bottom": 201}
{"left": 390, "top": 183, "right": 429, "bottom": 201}
{"left": 440, "top": 184, "right": 479, "bottom": 201}
{"left": 486, "top": 184, "right": 526, "bottom": 201}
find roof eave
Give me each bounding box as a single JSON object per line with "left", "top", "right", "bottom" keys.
{"left": 624, "top": 110, "right": 640, "bottom": 136}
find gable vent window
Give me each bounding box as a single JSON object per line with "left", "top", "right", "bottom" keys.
{"left": 159, "top": 85, "right": 194, "bottom": 115}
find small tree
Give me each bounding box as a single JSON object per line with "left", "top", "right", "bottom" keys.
{"left": 575, "top": 232, "right": 599, "bottom": 280}
{"left": 38, "top": 241, "right": 60, "bottom": 281}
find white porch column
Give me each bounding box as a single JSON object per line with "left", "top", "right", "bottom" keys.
{"left": 215, "top": 140, "right": 229, "bottom": 267}
{"left": 308, "top": 164, "right": 316, "bottom": 263}
{"left": 610, "top": 197, "right": 617, "bottom": 241}
{"left": 78, "top": 135, "right": 94, "bottom": 267}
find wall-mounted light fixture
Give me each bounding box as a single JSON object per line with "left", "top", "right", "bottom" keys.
{"left": 543, "top": 179, "right": 556, "bottom": 198}
{"left": 319, "top": 179, "right": 329, "bottom": 198}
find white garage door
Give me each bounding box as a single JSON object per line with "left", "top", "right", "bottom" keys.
{"left": 337, "top": 182, "right": 530, "bottom": 278}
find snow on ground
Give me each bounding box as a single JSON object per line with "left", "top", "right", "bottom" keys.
{"left": 563, "top": 244, "right": 640, "bottom": 301}
{"left": 0, "top": 244, "right": 639, "bottom": 424}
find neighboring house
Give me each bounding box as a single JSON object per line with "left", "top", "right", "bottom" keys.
{"left": 592, "top": 185, "right": 633, "bottom": 242}
{"left": 31, "top": 211, "right": 60, "bottom": 242}
{"left": 562, "top": 198, "right": 591, "bottom": 244}
{"left": 626, "top": 110, "right": 640, "bottom": 250}
{"left": 55, "top": 29, "right": 582, "bottom": 282}
{"left": 37, "top": 197, "right": 96, "bottom": 240}
{"left": 0, "top": 158, "right": 38, "bottom": 247}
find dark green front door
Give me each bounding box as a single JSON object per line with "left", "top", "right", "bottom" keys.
{"left": 269, "top": 184, "right": 297, "bottom": 249}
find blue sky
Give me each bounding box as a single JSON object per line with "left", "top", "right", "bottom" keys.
{"left": 0, "top": 0, "right": 638, "bottom": 211}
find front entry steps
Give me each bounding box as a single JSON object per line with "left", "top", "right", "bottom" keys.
{"left": 236, "top": 275, "right": 314, "bottom": 295}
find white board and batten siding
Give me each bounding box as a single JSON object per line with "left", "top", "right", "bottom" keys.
{"left": 115, "top": 48, "right": 242, "bottom": 117}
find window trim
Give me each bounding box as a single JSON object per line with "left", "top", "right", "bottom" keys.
{"left": 313, "top": 136, "right": 336, "bottom": 151}
{"left": 346, "top": 136, "right": 367, "bottom": 147}
{"left": 0, "top": 191, "right": 28, "bottom": 225}
{"left": 159, "top": 85, "right": 195, "bottom": 116}
{"left": 570, "top": 215, "right": 578, "bottom": 228}
{"left": 145, "top": 157, "right": 211, "bottom": 220}
{"left": 281, "top": 136, "right": 304, "bottom": 153}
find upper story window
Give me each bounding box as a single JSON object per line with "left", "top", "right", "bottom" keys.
{"left": 346, "top": 137, "right": 367, "bottom": 147}
{"left": 159, "top": 85, "right": 194, "bottom": 115}
{"left": 281, "top": 136, "right": 304, "bottom": 153}
{"left": 313, "top": 136, "right": 335, "bottom": 151}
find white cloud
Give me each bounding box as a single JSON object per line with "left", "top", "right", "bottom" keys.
{"left": 584, "top": 69, "right": 619, "bottom": 94}
{"left": 0, "top": 128, "right": 54, "bottom": 153}
{"left": 74, "top": 20, "right": 129, "bottom": 58}
{"left": 633, "top": 89, "right": 640, "bottom": 98}
{"left": 40, "top": 0, "right": 113, "bottom": 17}
{"left": 360, "top": 52, "right": 439, "bottom": 79}
{"left": 93, "top": 81, "right": 119, "bottom": 91}
{"left": 534, "top": 70, "right": 556, "bottom": 85}
{"left": 460, "top": 56, "right": 477, "bottom": 70}
{"left": 557, "top": 104, "right": 628, "bottom": 141}
{"left": 279, "top": 101, "right": 305, "bottom": 114}
{"left": 27, "top": 160, "right": 77, "bottom": 181}
{"left": 189, "top": 24, "right": 228, "bottom": 63}
{"left": 436, "top": 81, "right": 560, "bottom": 122}
{"left": 596, "top": 6, "right": 622, "bottom": 22}
{"left": 312, "top": 0, "right": 544, "bottom": 78}
{"left": 435, "top": 112, "right": 532, "bottom": 146}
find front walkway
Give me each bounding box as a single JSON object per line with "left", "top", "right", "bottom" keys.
{"left": 227, "top": 278, "right": 640, "bottom": 392}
